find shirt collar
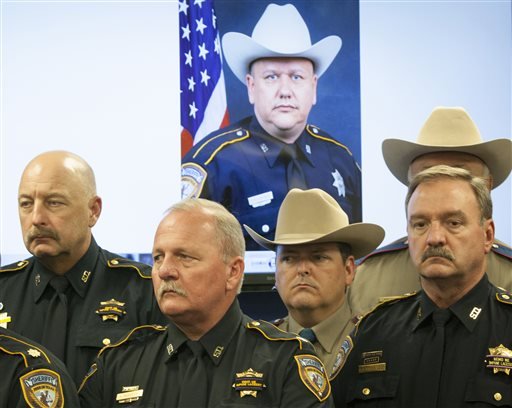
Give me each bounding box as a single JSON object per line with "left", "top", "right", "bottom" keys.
{"left": 32, "top": 237, "right": 100, "bottom": 302}
{"left": 164, "top": 300, "right": 242, "bottom": 366}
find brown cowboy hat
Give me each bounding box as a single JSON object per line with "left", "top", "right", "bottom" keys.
{"left": 244, "top": 188, "right": 384, "bottom": 259}
{"left": 382, "top": 106, "right": 512, "bottom": 188}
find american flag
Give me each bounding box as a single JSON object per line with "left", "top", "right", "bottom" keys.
{"left": 179, "top": 0, "right": 229, "bottom": 157}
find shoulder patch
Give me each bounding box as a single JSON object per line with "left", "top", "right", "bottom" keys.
{"left": 19, "top": 368, "right": 64, "bottom": 408}
{"left": 181, "top": 162, "right": 208, "bottom": 199}
{"left": 106, "top": 257, "right": 152, "bottom": 279}
{"left": 190, "top": 127, "right": 250, "bottom": 165}
{"left": 330, "top": 335, "right": 354, "bottom": 380}
{"left": 305, "top": 124, "right": 353, "bottom": 155}
{"left": 98, "top": 324, "right": 166, "bottom": 357}
{"left": 492, "top": 240, "right": 512, "bottom": 261}
{"left": 357, "top": 237, "right": 408, "bottom": 265}
{"left": 294, "top": 354, "right": 331, "bottom": 402}
{"left": 0, "top": 259, "right": 30, "bottom": 274}
{"left": 246, "top": 320, "right": 313, "bottom": 351}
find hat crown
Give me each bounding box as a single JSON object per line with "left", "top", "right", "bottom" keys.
{"left": 274, "top": 188, "right": 349, "bottom": 241}
{"left": 417, "top": 107, "right": 483, "bottom": 147}
{"left": 251, "top": 4, "right": 312, "bottom": 54}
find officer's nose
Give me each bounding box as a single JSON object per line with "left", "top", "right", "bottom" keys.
{"left": 278, "top": 76, "right": 293, "bottom": 98}
{"left": 31, "top": 201, "right": 49, "bottom": 227}
{"left": 155, "top": 256, "right": 179, "bottom": 281}
{"left": 426, "top": 222, "right": 447, "bottom": 247}
{"left": 297, "top": 258, "right": 312, "bottom": 277}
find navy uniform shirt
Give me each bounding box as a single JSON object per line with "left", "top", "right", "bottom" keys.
{"left": 333, "top": 275, "right": 512, "bottom": 407}
{"left": 349, "top": 236, "right": 512, "bottom": 315}
{"left": 181, "top": 116, "right": 362, "bottom": 249}
{"left": 0, "top": 237, "right": 166, "bottom": 385}
{"left": 0, "top": 327, "right": 79, "bottom": 407}
{"left": 79, "top": 300, "right": 333, "bottom": 407}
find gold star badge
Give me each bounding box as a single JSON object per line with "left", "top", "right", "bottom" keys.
{"left": 486, "top": 344, "right": 512, "bottom": 375}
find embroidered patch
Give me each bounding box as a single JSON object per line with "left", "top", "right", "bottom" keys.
{"left": 232, "top": 368, "right": 266, "bottom": 398}
{"left": 294, "top": 354, "right": 330, "bottom": 402}
{"left": 331, "top": 336, "right": 354, "bottom": 378}
{"left": 486, "top": 344, "right": 512, "bottom": 375}
{"left": 19, "top": 368, "right": 63, "bottom": 408}
{"left": 181, "top": 163, "right": 207, "bottom": 199}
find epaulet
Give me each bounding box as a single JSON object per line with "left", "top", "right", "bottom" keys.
{"left": 305, "top": 124, "right": 353, "bottom": 155}
{"left": 104, "top": 252, "right": 152, "bottom": 279}
{"left": 495, "top": 286, "right": 512, "bottom": 305}
{"left": 246, "top": 320, "right": 315, "bottom": 351}
{"left": 0, "top": 259, "right": 31, "bottom": 274}
{"left": 491, "top": 240, "right": 512, "bottom": 261}
{"left": 98, "top": 324, "right": 166, "bottom": 357}
{"left": 186, "top": 127, "right": 250, "bottom": 166}
{"left": 0, "top": 332, "right": 51, "bottom": 366}
{"left": 356, "top": 237, "right": 408, "bottom": 265}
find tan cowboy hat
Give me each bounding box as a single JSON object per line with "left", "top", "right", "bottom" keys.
{"left": 244, "top": 188, "right": 384, "bottom": 259}
{"left": 221, "top": 3, "right": 342, "bottom": 83}
{"left": 382, "top": 106, "right": 512, "bottom": 188}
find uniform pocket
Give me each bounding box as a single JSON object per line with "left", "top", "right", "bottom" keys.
{"left": 465, "top": 375, "right": 512, "bottom": 406}
{"left": 346, "top": 375, "right": 399, "bottom": 407}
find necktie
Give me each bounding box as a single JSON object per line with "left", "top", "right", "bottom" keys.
{"left": 299, "top": 328, "right": 317, "bottom": 343}
{"left": 42, "top": 276, "right": 69, "bottom": 362}
{"left": 178, "top": 340, "right": 208, "bottom": 407}
{"left": 282, "top": 144, "right": 307, "bottom": 189}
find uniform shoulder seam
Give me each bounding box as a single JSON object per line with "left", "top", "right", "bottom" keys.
{"left": 98, "top": 324, "right": 166, "bottom": 356}
{"left": 246, "top": 320, "right": 312, "bottom": 351}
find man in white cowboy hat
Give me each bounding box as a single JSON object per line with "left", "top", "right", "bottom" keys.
{"left": 181, "top": 3, "right": 362, "bottom": 250}
{"left": 245, "top": 188, "right": 384, "bottom": 378}
{"left": 349, "top": 106, "right": 512, "bottom": 315}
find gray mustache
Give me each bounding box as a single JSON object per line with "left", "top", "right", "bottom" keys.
{"left": 421, "top": 247, "right": 455, "bottom": 262}
{"left": 157, "top": 281, "right": 187, "bottom": 298}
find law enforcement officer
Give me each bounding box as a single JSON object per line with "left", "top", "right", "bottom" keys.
{"left": 332, "top": 165, "right": 512, "bottom": 407}
{"left": 0, "top": 151, "right": 166, "bottom": 385}
{"left": 79, "top": 198, "right": 333, "bottom": 406}
{"left": 1, "top": 326, "right": 79, "bottom": 407}
{"left": 349, "top": 106, "right": 512, "bottom": 315}
{"left": 181, "top": 3, "right": 361, "bottom": 249}
{"left": 245, "top": 188, "right": 384, "bottom": 379}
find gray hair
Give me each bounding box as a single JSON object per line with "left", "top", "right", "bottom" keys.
{"left": 405, "top": 165, "right": 492, "bottom": 223}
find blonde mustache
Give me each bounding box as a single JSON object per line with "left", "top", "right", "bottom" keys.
{"left": 157, "top": 281, "right": 187, "bottom": 298}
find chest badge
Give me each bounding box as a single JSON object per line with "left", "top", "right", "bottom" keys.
{"left": 331, "top": 169, "right": 346, "bottom": 197}
{"left": 96, "top": 299, "right": 126, "bottom": 322}
{"left": 486, "top": 344, "right": 512, "bottom": 375}
{"left": 232, "top": 368, "right": 266, "bottom": 398}
{"left": 116, "top": 385, "right": 144, "bottom": 404}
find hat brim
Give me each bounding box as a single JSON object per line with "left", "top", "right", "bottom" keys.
{"left": 222, "top": 32, "right": 342, "bottom": 83}
{"left": 382, "top": 138, "right": 512, "bottom": 188}
{"left": 244, "top": 223, "right": 385, "bottom": 260}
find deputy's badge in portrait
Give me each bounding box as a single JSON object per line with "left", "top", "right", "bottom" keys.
{"left": 19, "top": 369, "right": 64, "bottom": 408}
{"left": 294, "top": 355, "right": 331, "bottom": 401}
{"left": 232, "top": 368, "right": 266, "bottom": 398}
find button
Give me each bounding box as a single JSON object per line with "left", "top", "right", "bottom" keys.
{"left": 502, "top": 294, "right": 510, "bottom": 300}
{"left": 102, "top": 338, "right": 111, "bottom": 346}
{"left": 237, "top": 130, "right": 243, "bottom": 136}
{"left": 362, "top": 388, "right": 370, "bottom": 396}
{"left": 262, "top": 225, "right": 270, "bottom": 233}
{"left": 17, "top": 261, "right": 25, "bottom": 267}
{"left": 111, "top": 260, "right": 119, "bottom": 265}
{"left": 312, "top": 127, "right": 319, "bottom": 134}
{"left": 251, "top": 321, "right": 260, "bottom": 326}
{"left": 494, "top": 393, "right": 502, "bottom": 401}
{"left": 492, "top": 243, "right": 499, "bottom": 249}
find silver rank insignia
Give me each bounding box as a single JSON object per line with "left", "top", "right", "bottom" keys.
{"left": 20, "top": 368, "right": 64, "bottom": 408}
{"left": 116, "top": 385, "right": 144, "bottom": 404}
{"left": 486, "top": 344, "right": 512, "bottom": 375}
{"left": 95, "top": 299, "right": 127, "bottom": 321}
{"left": 294, "top": 355, "right": 331, "bottom": 402}
{"left": 0, "top": 311, "right": 12, "bottom": 328}
{"left": 232, "top": 368, "right": 266, "bottom": 398}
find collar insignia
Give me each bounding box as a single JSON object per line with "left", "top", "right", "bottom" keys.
{"left": 213, "top": 346, "right": 224, "bottom": 358}
{"left": 35, "top": 274, "right": 41, "bottom": 286}
{"left": 96, "top": 299, "right": 126, "bottom": 321}
{"left": 20, "top": 368, "right": 63, "bottom": 407}
{"left": 116, "top": 385, "right": 144, "bottom": 404}
{"left": 81, "top": 270, "right": 91, "bottom": 283}
{"left": 305, "top": 144, "right": 311, "bottom": 154}
{"left": 486, "top": 344, "right": 512, "bottom": 375}
{"left": 232, "top": 368, "right": 266, "bottom": 398}
{"left": 358, "top": 350, "right": 387, "bottom": 374}
{"left": 0, "top": 311, "right": 12, "bottom": 329}
{"left": 259, "top": 143, "right": 268, "bottom": 153}
{"left": 294, "top": 355, "right": 331, "bottom": 402}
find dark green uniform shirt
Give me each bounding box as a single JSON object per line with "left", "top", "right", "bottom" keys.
{"left": 333, "top": 275, "right": 512, "bottom": 407}
{"left": 79, "top": 300, "right": 333, "bottom": 407}
{"left": 0, "top": 327, "right": 79, "bottom": 407}
{"left": 0, "top": 238, "right": 166, "bottom": 385}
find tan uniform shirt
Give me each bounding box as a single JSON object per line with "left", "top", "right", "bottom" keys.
{"left": 275, "top": 300, "right": 354, "bottom": 379}
{"left": 348, "top": 236, "right": 512, "bottom": 316}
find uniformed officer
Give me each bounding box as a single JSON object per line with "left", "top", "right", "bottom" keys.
{"left": 332, "top": 165, "right": 512, "bottom": 407}
{"left": 245, "top": 188, "right": 384, "bottom": 379}
{"left": 349, "top": 106, "right": 512, "bottom": 315}
{"left": 0, "top": 151, "right": 166, "bottom": 385}
{"left": 1, "top": 326, "right": 79, "bottom": 407}
{"left": 181, "top": 3, "right": 361, "bottom": 249}
{"left": 79, "top": 198, "right": 333, "bottom": 407}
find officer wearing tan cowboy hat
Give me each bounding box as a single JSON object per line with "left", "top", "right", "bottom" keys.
{"left": 182, "top": 3, "right": 362, "bottom": 251}
{"left": 245, "top": 188, "right": 384, "bottom": 378}
{"left": 349, "top": 106, "right": 512, "bottom": 316}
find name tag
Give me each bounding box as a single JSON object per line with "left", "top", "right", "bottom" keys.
{"left": 248, "top": 191, "right": 273, "bottom": 208}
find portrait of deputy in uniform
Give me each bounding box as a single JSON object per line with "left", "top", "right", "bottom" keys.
{"left": 1, "top": 326, "right": 79, "bottom": 407}
{"left": 349, "top": 106, "right": 512, "bottom": 315}
{"left": 79, "top": 198, "right": 333, "bottom": 407}
{"left": 245, "top": 188, "right": 384, "bottom": 379}
{"left": 332, "top": 165, "right": 512, "bottom": 407}
{"left": 0, "top": 150, "right": 166, "bottom": 385}
{"left": 181, "top": 3, "right": 362, "bottom": 249}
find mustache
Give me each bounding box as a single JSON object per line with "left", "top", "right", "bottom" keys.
{"left": 421, "top": 247, "right": 455, "bottom": 263}
{"left": 27, "top": 227, "right": 58, "bottom": 242}
{"left": 157, "top": 281, "right": 187, "bottom": 298}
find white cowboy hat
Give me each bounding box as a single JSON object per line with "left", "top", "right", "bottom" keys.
{"left": 244, "top": 188, "right": 384, "bottom": 259}
{"left": 382, "top": 106, "right": 512, "bottom": 188}
{"left": 221, "top": 3, "right": 342, "bottom": 83}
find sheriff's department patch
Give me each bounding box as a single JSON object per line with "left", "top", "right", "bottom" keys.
{"left": 181, "top": 163, "right": 207, "bottom": 199}
{"left": 20, "top": 368, "right": 63, "bottom": 408}
{"left": 294, "top": 354, "right": 331, "bottom": 402}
